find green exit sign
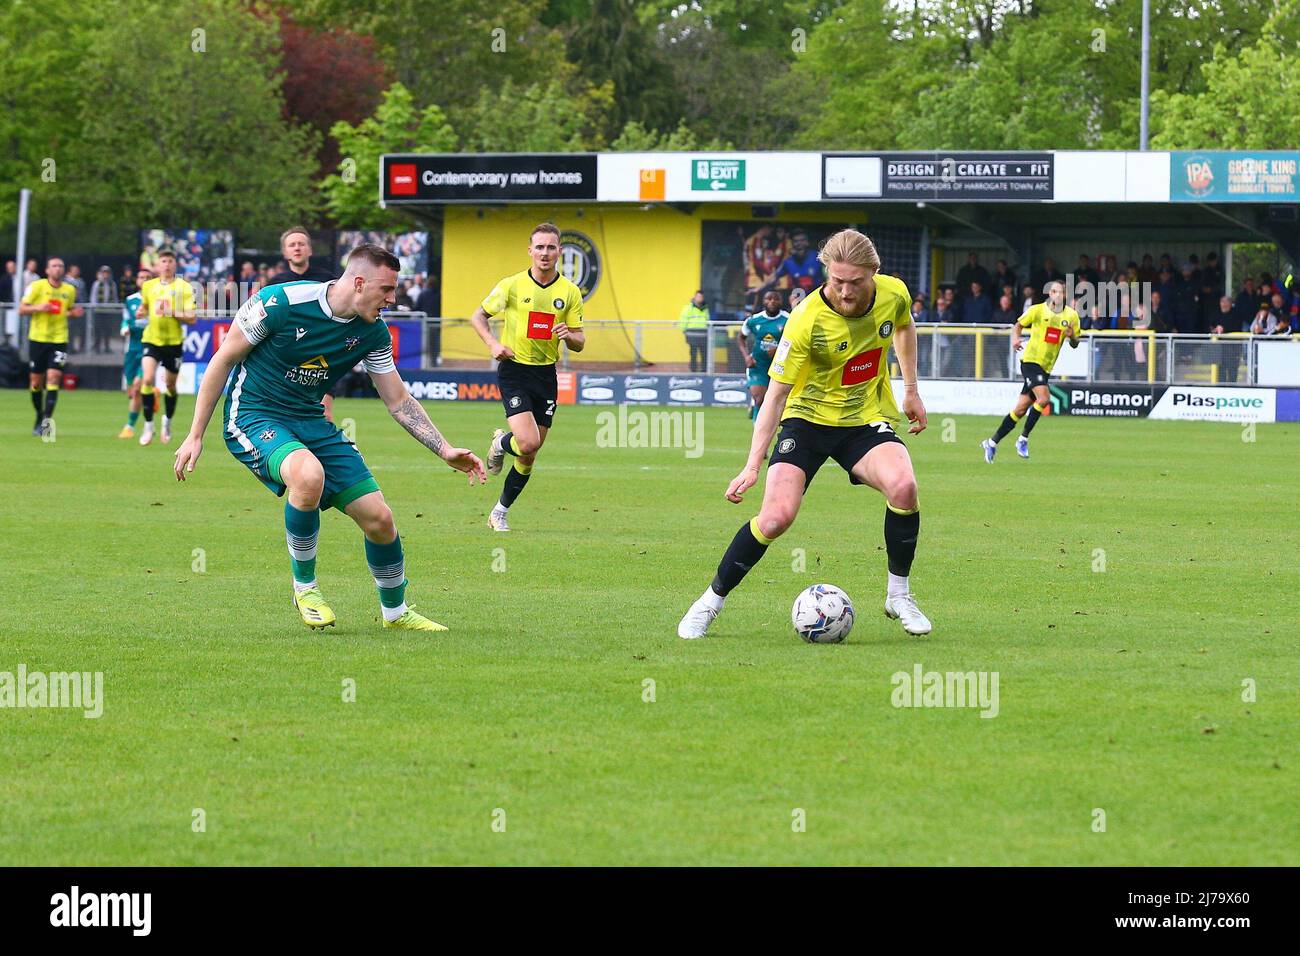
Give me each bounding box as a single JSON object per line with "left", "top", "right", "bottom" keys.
{"left": 691, "top": 158, "right": 746, "bottom": 192}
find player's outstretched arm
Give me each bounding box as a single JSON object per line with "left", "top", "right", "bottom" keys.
{"left": 727, "top": 379, "right": 790, "bottom": 503}
{"left": 893, "top": 323, "right": 927, "bottom": 434}
{"left": 373, "top": 370, "right": 487, "bottom": 485}
{"left": 174, "top": 322, "right": 255, "bottom": 481}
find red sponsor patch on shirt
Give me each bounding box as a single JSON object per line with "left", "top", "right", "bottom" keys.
{"left": 840, "top": 347, "right": 882, "bottom": 386}
{"left": 527, "top": 311, "right": 555, "bottom": 339}
{"left": 1044, "top": 325, "right": 1062, "bottom": 345}
{"left": 48, "top": 300, "right": 63, "bottom": 314}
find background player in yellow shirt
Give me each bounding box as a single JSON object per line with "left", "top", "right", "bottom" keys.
{"left": 982, "top": 279, "right": 1080, "bottom": 461}
{"left": 678, "top": 229, "right": 933, "bottom": 639}
{"left": 19, "top": 256, "right": 83, "bottom": 436}
{"left": 137, "top": 248, "right": 197, "bottom": 445}
{"left": 471, "top": 222, "right": 585, "bottom": 531}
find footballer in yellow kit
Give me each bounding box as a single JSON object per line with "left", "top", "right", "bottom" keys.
{"left": 982, "top": 279, "right": 1080, "bottom": 462}
{"left": 470, "top": 222, "right": 585, "bottom": 531}
{"left": 678, "top": 229, "right": 934, "bottom": 639}
{"left": 19, "top": 257, "right": 83, "bottom": 436}
{"left": 136, "top": 248, "right": 197, "bottom": 446}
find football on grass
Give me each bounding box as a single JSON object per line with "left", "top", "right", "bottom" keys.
{"left": 792, "top": 584, "right": 855, "bottom": 643}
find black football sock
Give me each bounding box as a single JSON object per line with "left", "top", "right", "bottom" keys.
{"left": 1021, "top": 402, "right": 1046, "bottom": 436}
{"left": 884, "top": 504, "right": 920, "bottom": 577}
{"left": 164, "top": 390, "right": 178, "bottom": 419}
{"left": 991, "top": 410, "right": 1020, "bottom": 443}
{"left": 499, "top": 431, "right": 518, "bottom": 456}
{"left": 42, "top": 385, "right": 59, "bottom": 418}
{"left": 711, "top": 517, "right": 773, "bottom": 596}
{"left": 498, "top": 460, "right": 532, "bottom": 509}
{"left": 31, "top": 387, "right": 43, "bottom": 424}
{"left": 141, "top": 384, "right": 155, "bottom": 422}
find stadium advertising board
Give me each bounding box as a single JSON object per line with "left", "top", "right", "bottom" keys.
{"left": 823, "top": 152, "right": 1054, "bottom": 201}
{"left": 382, "top": 154, "right": 597, "bottom": 203}
{"left": 401, "top": 370, "right": 502, "bottom": 402}
{"left": 1149, "top": 386, "right": 1276, "bottom": 423}
{"left": 596, "top": 152, "right": 821, "bottom": 202}
{"left": 1049, "top": 384, "right": 1163, "bottom": 417}
{"left": 1170, "top": 151, "right": 1300, "bottom": 202}
{"left": 574, "top": 373, "right": 756, "bottom": 406}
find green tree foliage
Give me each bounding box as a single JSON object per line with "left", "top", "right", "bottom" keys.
{"left": 0, "top": 0, "right": 98, "bottom": 223}
{"left": 458, "top": 75, "right": 616, "bottom": 151}
{"left": 321, "top": 84, "right": 457, "bottom": 230}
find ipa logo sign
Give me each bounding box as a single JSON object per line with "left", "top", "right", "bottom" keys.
{"left": 1183, "top": 154, "right": 1214, "bottom": 199}
{"left": 559, "top": 231, "right": 600, "bottom": 300}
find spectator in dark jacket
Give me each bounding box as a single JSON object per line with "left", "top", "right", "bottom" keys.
{"left": 1149, "top": 290, "right": 1171, "bottom": 332}
{"left": 992, "top": 260, "right": 1016, "bottom": 301}
{"left": 1170, "top": 263, "right": 1200, "bottom": 333}
{"left": 1233, "top": 278, "right": 1260, "bottom": 331}
{"left": 1030, "top": 257, "right": 1064, "bottom": 295}
{"left": 955, "top": 253, "right": 991, "bottom": 303}
{"left": 961, "top": 281, "right": 993, "bottom": 323}
{"left": 1199, "top": 252, "right": 1224, "bottom": 328}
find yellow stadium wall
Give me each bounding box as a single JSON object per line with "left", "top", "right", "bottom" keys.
{"left": 439, "top": 203, "right": 863, "bottom": 366}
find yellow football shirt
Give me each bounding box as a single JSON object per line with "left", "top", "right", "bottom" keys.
{"left": 481, "top": 269, "right": 584, "bottom": 366}
{"left": 770, "top": 274, "right": 912, "bottom": 427}
{"left": 22, "top": 279, "right": 79, "bottom": 343}
{"left": 140, "top": 277, "right": 197, "bottom": 346}
{"left": 1018, "top": 302, "right": 1079, "bottom": 373}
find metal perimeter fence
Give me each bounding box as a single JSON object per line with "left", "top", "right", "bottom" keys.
{"left": 1, "top": 304, "right": 1294, "bottom": 387}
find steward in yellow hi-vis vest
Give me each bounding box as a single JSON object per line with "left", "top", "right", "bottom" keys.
{"left": 674, "top": 229, "right": 935, "bottom": 642}
{"left": 471, "top": 223, "right": 588, "bottom": 531}
{"left": 982, "top": 279, "right": 1080, "bottom": 462}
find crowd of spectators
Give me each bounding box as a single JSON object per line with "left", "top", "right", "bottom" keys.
{"left": 914, "top": 250, "right": 1296, "bottom": 336}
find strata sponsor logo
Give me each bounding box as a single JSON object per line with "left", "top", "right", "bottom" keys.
{"left": 1151, "top": 386, "right": 1276, "bottom": 423}
{"left": 1, "top": 665, "right": 103, "bottom": 718}
{"left": 50, "top": 886, "right": 150, "bottom": 936}
{"left": 623, "top": 376, "right": 659, "bottom": 402}
{"left": 713, "top": 377, "right": 748, "bottom": 404}
{"left": 891, "top": 663, "right": 999, "bottom": 718}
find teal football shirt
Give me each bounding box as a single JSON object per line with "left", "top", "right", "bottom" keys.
{"left": 121, "top": 292, "right": 148, "bottom": 354}
{"left": 225, "top": 281, "right": 395, "bottom": 421}
{"left": 742, "top": 310, "right": 788, "bottom": 372}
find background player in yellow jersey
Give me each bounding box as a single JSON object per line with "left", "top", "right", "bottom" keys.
{"left": 19, "top": 256, "right": 83, "bottom": 436}
{"left": 678, "top": 229, "right": 933, "bottom": 639}
{"left": 471, "top": 222, "right": 585, "bottom": 531}
{"left": 981, "top": 279, "right": 1080, "bottom": 462}
{"left": 137, "top": 248, "right": 197, "bottom": 446}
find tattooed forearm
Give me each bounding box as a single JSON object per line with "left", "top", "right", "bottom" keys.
{"left": 392, "top": 396, "right": 446, "bottom": 456}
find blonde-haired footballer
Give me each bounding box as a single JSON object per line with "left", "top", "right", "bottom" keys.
{"left": 678, "top": 228, "right": 933, "bottom": 639}
{"left": 981, "top": 279, "right": 1080, "bottom": 462}
{"left": 472, "top": 222, "right": 585, "bottom": 531}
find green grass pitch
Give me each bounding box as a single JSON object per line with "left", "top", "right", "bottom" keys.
{"left": 1, "top": 389, "right": 1296, "bottom": 865}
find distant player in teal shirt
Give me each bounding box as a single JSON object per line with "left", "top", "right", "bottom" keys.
{"left": 172, "top": 244, "right": 486, "bottom": 633}
{"left": 738, "top": 290, "right": 789, "bottom": 420}
{"left": 118, "top": 267, "right": 152, "bottom": 438}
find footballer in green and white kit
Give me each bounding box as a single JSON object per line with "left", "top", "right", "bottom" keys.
{"left": 173, "top": 244, "right": 486, "bottom": 632}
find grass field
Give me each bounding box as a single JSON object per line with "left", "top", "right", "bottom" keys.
{"left": 1, "top": 389, "right": 1297, "bottom": 866}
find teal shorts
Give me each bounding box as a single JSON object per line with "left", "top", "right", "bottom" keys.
{"left": 746, "top": 364, "right": 772, "bottom": 388}
{"left": 123, "top": 349, "right": 143, "bottom": 385}
{"left": 223, "top": 413, "right": 377, "bottom": 511}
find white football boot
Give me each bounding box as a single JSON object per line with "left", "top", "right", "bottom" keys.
{"left": 486, "top": 428, "right": 507, "bottom": 476}
{"left": 678, "top": 588, "right": 724, "bottom": 639}
{"left": 1015, "top": 436, "right": 1029, "bottom": 459}
{"left": 884, "top": 593, "right": 932, "bottom": 636}
{"left": 981, "top": 438, "right": 997, "bottom": 463}
{"left": 487, "top": 506, "right": 510, "bottom": 532}
{"left": 139, "top": 421, "right": 154, "bottom": 446}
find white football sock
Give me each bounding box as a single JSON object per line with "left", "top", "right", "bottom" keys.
{"left": 888, "top": 573, "right": 909, "bottom": 598}
{"left": 293, "top": 578, "right": 318, "bottom": 594}
{"left": 382, "top": 602, "right": 407, "bottom": 622}
{"left": 701, "top": 586, "right": 725, "bottom": 611}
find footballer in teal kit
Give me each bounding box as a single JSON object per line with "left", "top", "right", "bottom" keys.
{"left": 173, "top": 244, "right": 486, "bottom": 633}
{"left": 737, "top": 289, "right": 789, "bottom": 420}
